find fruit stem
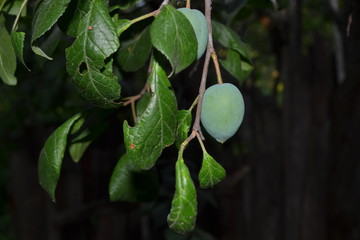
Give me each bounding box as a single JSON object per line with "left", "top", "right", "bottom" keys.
{"left": 186, "top": 0, "right": 191, "bottom": 8}
{"left": 189, "top": 96, "right": 198, "bottom": 112}
{"left": 211, "top": 53, "right": 223, "bottom": 84}
{"left": 195, "top": 133, "right": 207, "bottom": 153}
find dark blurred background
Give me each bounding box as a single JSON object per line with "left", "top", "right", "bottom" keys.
{"left": 1, "top": 0, "right": 359, "bottom": 239}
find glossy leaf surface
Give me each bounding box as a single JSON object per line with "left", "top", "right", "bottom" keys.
{"left": 198, "top": 151, "right": 226, "bottom": 188}
{"left": 123, "top": 58, "right": 177, "bottom": 169}
{"left": 136, "top": 92, "right": 151, "bottom": 123}
{"left": 150, "top": 5, "right": 197, "bottom": 74}
{"left": 66, "top": 0, "right": 121, "bottom": 108}
{"left": 167, "top": 157, "right": 197, "bottom": 234}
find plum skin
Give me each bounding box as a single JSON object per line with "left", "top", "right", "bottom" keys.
{"left": 200, "top": 83, "right": 245, "bottom": 143}
{"left": 178, "top": 8, "right": 208, "bottom": 59}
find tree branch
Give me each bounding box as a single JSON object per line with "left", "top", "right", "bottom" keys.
{"left": 192, "top": 0, "right": 215, "bottom": 140}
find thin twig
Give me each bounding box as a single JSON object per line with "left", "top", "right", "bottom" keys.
{"left": 189, "top": 95, "right": 199, "bottom": 111}
{"left": 123, "top": 83, "right": 148, "bottom": 106}
{"left": 130, "top": 0, "right": 169, "bottom": 24}
{"left": 192, "top": 48, "right": 210, "bottom": 140}
{"left": 12, "top": 0, "right": 28, "bottom": 32}
{"left": 195, "top": 133, "right": 207, "bottom": 152}
{"left": 131, "top": 101, "right": 137, "bottom": 123}
{"left": 154, "top": 0, "right": 170, "bottom": 16}
{"left": 211, "top": 53, "right": 223, "bottom": 84}
{"left": 347, "top": 13, "right": 352, "bottom": 37}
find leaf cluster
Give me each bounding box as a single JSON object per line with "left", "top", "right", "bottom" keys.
{"left": 0, "top": 0, "right": 254, "bottom": 234}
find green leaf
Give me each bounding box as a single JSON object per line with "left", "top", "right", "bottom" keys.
{"left": 136, "top": 92, "right": 151, "bottom": 122}
{"left": 38, "top": 113, "right": 82, "bottom": 201}
{"left": 198, "top": 151, "right": 226, "bottom": 189}
{"left": 68, "top": 109, "right": 110, "bottom": 163}
{"left": 113, "top": 19, "right": 132, "bottom": 37}
{"left": 59, "top": 0, "right": 110, "bottom": 37}
{"left": 175, "top": 110, "right": 192, "bottom": 149}
{"left": 11, "top": 31, "right": 29, "bottom": 70}
{"left": 212, "top": 20, "right": 252, "bottom": 61}
{"left": 219, "top": 49, "right": 253, "bottom": 83}
{"left": 150, "top": 5, "right": 197, "bottom": 74}
{"left": 58, "top": 0, "right": 90, "bottom": 37}
{"left": 117, "top": 26, "right": 152, "bottom": 72}
{"left": 109, "top": 153, "right": 159, "bottom": 202}
{"left": 118, "top": 0, "right": 142, "bottom": 10}
{"left": 167, "top": 156, "right": 197, "bottom": 234}
{"left": 2, "top": 0, "right": 27, "bottom": 16}
{"left": 31, "top": 0, "right": 71, "bottom": 59}
{"left": 123, "top": 57, "right": 177, "bottom": 170}
{"left": 0, "top": 24, "right": 17, "bottom": 85}
{"left": 66, "top": 0, "right": 121, "bottom": 108}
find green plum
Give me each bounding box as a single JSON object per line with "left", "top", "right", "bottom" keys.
{"left": 200, "top": 83, "right": 245, "bottom": 143}
{"left": 178, "top": 8, "right": 208, "bottom": 59}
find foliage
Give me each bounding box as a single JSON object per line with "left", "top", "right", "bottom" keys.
{"left": 0, "top": 0, "right": 254, "bottom": 234}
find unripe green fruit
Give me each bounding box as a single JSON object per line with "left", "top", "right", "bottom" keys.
{"left": 178, "top": 8, "right": 208, "bottom": 59}
{"left": 201, "top": 83, "right": 245, "bottom": 143}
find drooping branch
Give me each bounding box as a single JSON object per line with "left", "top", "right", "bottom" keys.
{"left": 192, "top": 0, "right": 220, "bottom": 140}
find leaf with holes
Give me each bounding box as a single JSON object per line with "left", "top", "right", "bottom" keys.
{"left": 38, "top": 113, "right": 82, "bottom": 201}
{"left": 31, "top": 0, "right": 71, "bottom": 59}
{"left": 123, "top": 57, "right": 177, "bottom": 170}
{"left": 109, "top": 153, "right": 159, "bottom": 202}
{"left": 66, "top": 0, "right": 121, "bottom": 108}
{"left": 150, "top": 5, "right": 197, "bottom": 74}
{"left": 198, "top": 151, "right": 226, "bottom": 189}
{"left": 167, "top": 156, "right": 197, "bottom": 234}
